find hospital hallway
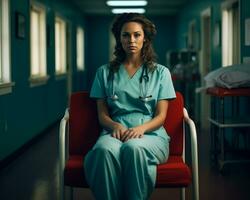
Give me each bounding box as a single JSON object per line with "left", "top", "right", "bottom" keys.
{"left": 1, "top": 0, "right": 250, "bottom": 199}
{"left": 0, "top": 122, "right": 249, "bottom": 200}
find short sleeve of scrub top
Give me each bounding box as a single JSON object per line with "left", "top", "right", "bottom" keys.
{"left": 157, "top": 65, "right": 176, "bottom": 100}
{"left": 90, "top": 66, "right": 107, "bottom": 99}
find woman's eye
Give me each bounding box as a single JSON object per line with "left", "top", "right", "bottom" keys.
{"left": 122, "top": 33, "right": 129, "bottom": 38}
{"left": 135, "top": 34, "right": 141, "bottom": 37}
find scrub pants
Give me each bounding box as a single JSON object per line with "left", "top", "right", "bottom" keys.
{"left": 84, "top": 134, "right": 169, "bottom": 200}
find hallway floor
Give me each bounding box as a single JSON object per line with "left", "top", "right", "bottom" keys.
{"left": 0, "top": 123, "right": 250, "bottom": 200}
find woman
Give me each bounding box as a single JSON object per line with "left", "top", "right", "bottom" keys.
{"left": 84, "top": 13, "right": 176, "bottom": 200}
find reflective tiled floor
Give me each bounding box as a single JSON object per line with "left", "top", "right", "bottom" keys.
{"left": 0, "top": 123, "right": 250, "bottom": 200}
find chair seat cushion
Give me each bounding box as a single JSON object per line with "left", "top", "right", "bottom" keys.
{"left": 64, "top": 155, "right": 192, "bottom": 188}
{"left": 156, "top": 156, "right": 192, "bottom": 187}
{"left": 64, "top": 156, "right": 87, "bottom": 187}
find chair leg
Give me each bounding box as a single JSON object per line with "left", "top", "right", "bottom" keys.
{"left": 60, "top": 186, "right": 64, "bottom": 200}
{"left": 70, "top": 187, "right": 74, "bottom": 200}
{"left": 193, "top": 176, "right": 199, "bottom": 200}
{"left": 180, "top": 188, "right": 185, "bottom": 200}
{"left": 59, "top": 181, "right": 65, "bottom": 200}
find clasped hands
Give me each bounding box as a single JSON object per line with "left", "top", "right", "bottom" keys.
{"left": 111, "top": 123, "right": 145, "bottom": 142}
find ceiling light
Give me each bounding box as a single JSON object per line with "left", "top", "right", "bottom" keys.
{"left": 107, "top": 1, "right": 147, "bottom": 7}
{"left": 111, "top": 8, "right": 145, "bottom": 14}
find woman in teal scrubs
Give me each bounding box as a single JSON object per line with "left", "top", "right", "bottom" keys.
{"left": 84, "top": 13, "right": 176, "bottom": 200}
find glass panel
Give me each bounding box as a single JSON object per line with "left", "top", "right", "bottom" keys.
{"left": 77, "top": 27, "right": 84, "bottom": 70}
{"left": 222, "top": 10, "right": 232, "bottom": 66}
{"left": 0, "top": 1, "right": 2, "bottom": 82}
{"left": 55, "top": 20, "right": 61, "bottom": 73}
{"left": 222, "top": 1, "right": 239, "bottom": 67}
{"left": 31, "top": 10, "right": 40, "bottom": 76}
{"left": 55, "top": 17, "right": 66, "bottom": 74}
{"left": 40, "top": 10, "right": 46, "bottom": 75}
{"left": 30, "top": 3, "right": 46, "bottom": 79}
{"left": 228, "top": 9, "right": 233, "bottom": 65}
{"left": 1, "top": 0, "right": 10, "bottom": 83}
{"left": 61, "top": 21, "right": 66, "bottom": 73}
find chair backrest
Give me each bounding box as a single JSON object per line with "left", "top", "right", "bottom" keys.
{"left": 68, "top": 91, "right": 184, "bottom": 157}
{"left": 164, "top": 92, "right": 184, "bottom": 156}
{"left": 69, "top": 92, "right": 100, "bottom": 156}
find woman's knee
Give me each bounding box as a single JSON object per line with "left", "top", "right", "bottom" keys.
{"left": 121, "top": 139, "right": 145, "bottom": 155}
{"left": 93, "top": 135, "right": 122, "bottom": 153}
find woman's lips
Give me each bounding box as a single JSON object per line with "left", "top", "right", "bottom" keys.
{"left": 128, "top": 46, "right": 136, "bottom": 49}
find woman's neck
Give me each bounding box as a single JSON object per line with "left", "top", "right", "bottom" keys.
{"left": 124, "top": 54, "right": 142, "bottom": 69}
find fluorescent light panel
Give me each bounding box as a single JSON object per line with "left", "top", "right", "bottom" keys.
{"left": 107, "top": 1, "right": 147, "bottom": 7}
{"left": 111, "top": 8, "right": 145, "bottom": 14}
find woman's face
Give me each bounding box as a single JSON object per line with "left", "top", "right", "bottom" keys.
{"left": 120, "top": 22, "right": 145, "bottom": 56}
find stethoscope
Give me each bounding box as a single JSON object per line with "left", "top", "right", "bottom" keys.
{"left": 108, "top": 65, "right": 152, "bottom": 102}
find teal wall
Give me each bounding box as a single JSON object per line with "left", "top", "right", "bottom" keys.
{"left": 85, "top": 15, "right": 113, "bottom": 90}
{"left": 149, "top": 16, "right": 177, "bottom": 66}
{"left": 0, "top": 0, "right": 86, "bottom": 161}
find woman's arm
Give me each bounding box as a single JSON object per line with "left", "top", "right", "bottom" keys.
{"left": 121, "top": 99, "right": 169, "bottom": 141}
{"left": 97, "top": 99, "right": 127, "bottom": 140}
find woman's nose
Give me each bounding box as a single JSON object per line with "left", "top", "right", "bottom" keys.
{"left": 129, "top": 35, "right": 136, "bottom": 42}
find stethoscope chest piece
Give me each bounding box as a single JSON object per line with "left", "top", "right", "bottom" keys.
{"left": 139, "top": 95, "right": 152, "bottom": 102}
{"left": 142, "top": 97, "right": 149, "bottom": 102}
{"left": 110, "top": 94, "right": 119, "bottom": 101}
{"left": 141, "top": 97, "right": 149, "bottom": 102}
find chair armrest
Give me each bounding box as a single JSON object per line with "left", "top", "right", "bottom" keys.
{"left": 59, "top": 108, "right": 69, "bottom": 199}
{"left": 183, "top": 108, "right": 199, "bottom": 200}
{"left": 59, "top": 108, "right": 69, "bottom": 169}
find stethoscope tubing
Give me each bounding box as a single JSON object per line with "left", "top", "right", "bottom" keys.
{"left": 108, "top": 65, "right": 151, "bottom": 101}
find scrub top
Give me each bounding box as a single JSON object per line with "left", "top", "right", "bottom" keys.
{"left": 90, "top": 63, "right": 176, "bottom": 140}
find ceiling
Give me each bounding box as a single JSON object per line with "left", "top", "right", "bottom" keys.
{"left": 69, "top": 0, "right": 190, "bottom": 16}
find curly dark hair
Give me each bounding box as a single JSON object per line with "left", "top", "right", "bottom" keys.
{"left": 109, "top": 13, "right": 157, "bottom": 73}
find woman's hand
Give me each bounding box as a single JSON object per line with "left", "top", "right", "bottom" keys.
{"left": 111, "top": 123, "right": 127, "bottom": 140}
{"left": 121, "top": 126, "right": 146, "bottom": 142}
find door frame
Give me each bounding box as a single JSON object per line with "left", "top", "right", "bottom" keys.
{"left": 200, "top": 7, "right": 212, "bottom": 131}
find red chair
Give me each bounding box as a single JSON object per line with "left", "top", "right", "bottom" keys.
{"left": 59, "top": 91, "right": 199, "bottom": 200}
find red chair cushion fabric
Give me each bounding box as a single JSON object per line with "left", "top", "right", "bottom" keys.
{"left": 64, "top": 156, "right": 87, "bottom": 187}
{"left": 69, "top": 92, "right": 100, "bottom": 156}
{"left": 156, "top": 156, "right": 191, "bottom": 187}
{"left": 164, "top": 92, "right": 184, "bottom": 156}
{"left": 64, "top": 155, "right": 192, "bottom": 188}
